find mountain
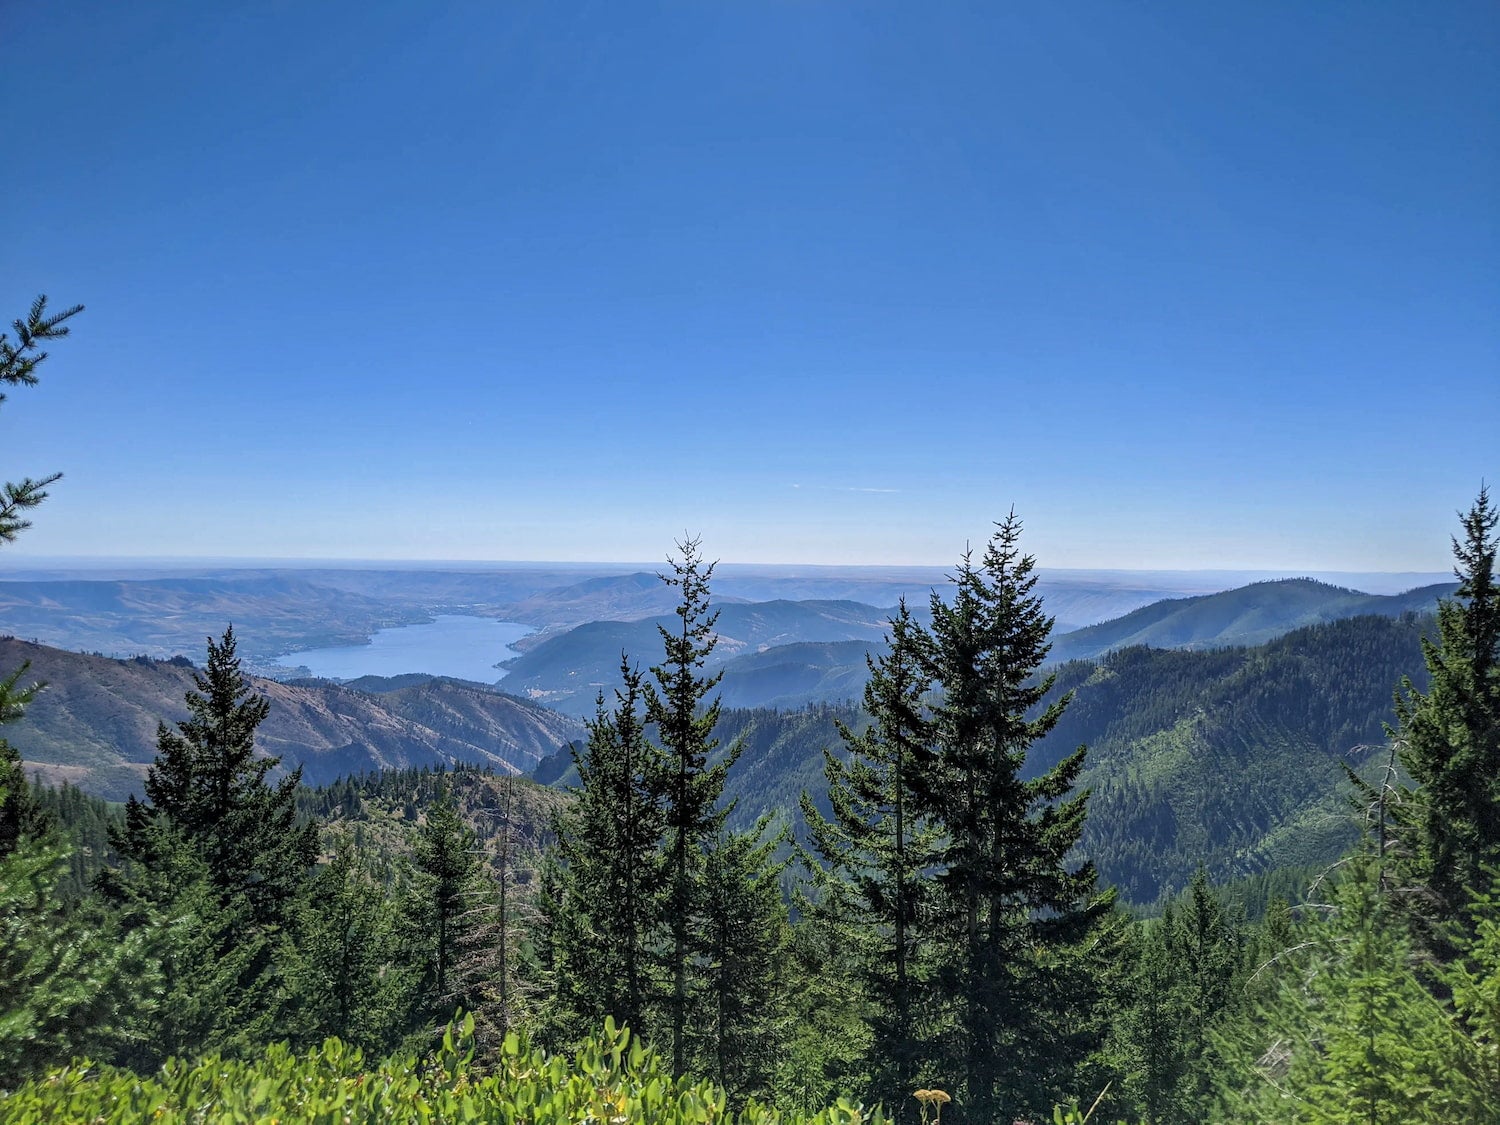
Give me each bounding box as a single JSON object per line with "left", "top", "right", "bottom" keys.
{"left": 1045, "top": 578, "right": 1455, "bottom": 664}
{"left": 0, "top": 637, "right": 583, "bottom": 801}
{"left": 1041, "top": 612, "right": 1434, "bottom": 902}
{"left": 500, "top": 600, "right": 896, "bottom": 716}
{"left": 501, "top": 571, "right": 737, "bottom": 633}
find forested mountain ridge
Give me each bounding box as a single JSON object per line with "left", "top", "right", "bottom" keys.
{"left": 1047, "top": 577, "right": 1454, "bottom": 664}
{"left": 1048, "top": 612, "right": 1434, "bottom": 901}
{"left": 640, "top": 613, "right": 1434, "bottom": 906}
{"left": 0, "top": 636, "right": 582, "bottom": 800}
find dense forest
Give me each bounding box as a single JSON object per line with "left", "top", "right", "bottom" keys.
{"left": 3, "top": 303, "right": 1500, "bottom": 1121}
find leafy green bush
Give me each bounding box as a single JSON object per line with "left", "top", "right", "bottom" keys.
{"left": 0, "top": 1015, "right": 887, "bottom": 1125}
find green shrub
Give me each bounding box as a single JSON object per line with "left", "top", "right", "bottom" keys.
{"left": 0, "top": 1015, "right": 887, "bottom": 1125}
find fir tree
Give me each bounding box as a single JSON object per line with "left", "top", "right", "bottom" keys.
{"left": 696, "top": 817, "right": 792, "bottom": 1106}
{"left": 280, "top": 842, "right": 408, "bottom": 1056}
{"left": 1394, "top": 486, "right": 1500, "bottom": 940}
{"left": 801, "top": 599, "right": 941, "bottom": 1119}
{"left": 551, "top": 660, "right": 665, "bottom": 1039}
{"left": 403, "top": 784, "right": 500, "bottom": 1041}
{"left": 644, "top": 536, "right": 740, "bottom": 1076}
{"left": 101, "top": 627, "right": 317, "bottom": 1061}
{"left": 0, "top": 665, "right": 51, "bottom": 860}
{"left": 915, "top": 514, "right": 1113, "bottom": 1123}
{"left": 117, "top": 626, "right": 317, "bottom": 926}
{"left": 1, "top": 295, "right": 81, "bottom": 545}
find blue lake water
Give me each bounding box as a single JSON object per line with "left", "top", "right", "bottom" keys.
{"left": 274, "top": 615, "right": 533, "bottom": 683}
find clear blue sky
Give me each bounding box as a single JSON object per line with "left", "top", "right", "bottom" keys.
{"left": 3, "top": 2, "right": 1495, "bottom": 569}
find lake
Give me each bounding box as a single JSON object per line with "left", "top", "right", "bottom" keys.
{"left": 273, "top": 615, "right": 533, "bottom": 683}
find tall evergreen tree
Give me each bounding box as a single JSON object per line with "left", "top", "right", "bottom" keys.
{"left": 644, "top": 536, "right": 740, "bottom": 1076}
{"left": 915, "top": 514, "right": 1113, "bottom": 1123}
{"left": 115, "top": 626, "right": 317, "bottom": 926}
{"left": 100, "top": 627, "right": 318, "bottom": 1062}
{"left": 0, "top": 665, "right": 51, "bottom": 860}
{"left": 1394, "top": 486, "right": 1500, "bottom": 939}
{"left": 801, "top": 600, "right": 941, "bottom": 1119}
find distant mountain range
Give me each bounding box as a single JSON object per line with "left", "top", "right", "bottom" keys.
{"left": 6, "top": 562, "right": 1423, "bottom": 677}
{"left": 0, "top": 638, "right": 582, "bottom": 801}
{"left": 1046, "top": 578, "right": 1456, "bottom": 664}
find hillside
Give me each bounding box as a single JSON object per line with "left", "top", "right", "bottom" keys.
{"left": 0, "top": 637, "right": 583, "bottom": 801}
{"left": 500, "top": 599, "right": 895, "bottom": 716}
{"left": 542, "top": 613, "right": 1433, "bottom": 906}
{"left": 1046, "top": 577, "right": 1454, "bottom": 664}
{"left": 715, "top": 641, "right": 880, "bottom": 710}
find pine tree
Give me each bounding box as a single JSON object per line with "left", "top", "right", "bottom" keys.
{"left": 0, "top": 837, "right": 155, "bottom": 1087}
{"left": 0, "top": 665, "right": 51, "bottom": 860}
{"left": 801, "top": 600, "right": 941, "bottom": 1119}
{"left": 1394, "top": 486, "right": 1500, "bottom": 940}
{"left": 1215, "top": 858, "right": 1457, "bottom": 1124}
{"left": 100, "top": 626, "right": 318, "bottom": 1061}
{"left": 915, "top": 514, "right": 1113, "bottom": 1123}
{"left": 644, "top": 536, "right": 740, "bottom": 1076}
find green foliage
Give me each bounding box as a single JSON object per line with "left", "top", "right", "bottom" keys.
{"left": 404, "top": 784, "right": 505, "bottom": 1044}
{"left": 0, "top": 664, "right": 52, "bottom": 860}
{"left": 646, "top": 536, "right": 742, "bottom": 1076}
{"left": 696, "top": 818, "right": 793, "bottom": 1103}
{"left": 115, "top": 626, "right": 318, "bottom": 925}
{"left": 0, "top": 838, "right": 153, "bottom": 1089}
{"left": 279, "top": 842, "right": 410, "bottom": 1056}
{"left": 0, "top": 295, "right": 80, "bottom": 545}
{"left": 547, "top": 659, "right": 665, "bottom": 1040}
{"left": 1107, "top": 870, "right": 1248, "bottom": 1123}
{"left": 801, "top": 600, "right": 942, "bottom": 1118}
{"left": 914, "top": 515, "right": 1114, "bottom": 1122}
{"left": 1393, "top": 486, "right": 1500, "bottom": 943}
{"left": 1213, "top": 857, "right": 1473, "bottom": 1123}
{"left": 0, "top": 1017, "right": 890, "bottom": 1125}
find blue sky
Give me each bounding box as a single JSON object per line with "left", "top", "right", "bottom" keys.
{"left": 3, "top": 2, "right": 1495, "bottom": 569}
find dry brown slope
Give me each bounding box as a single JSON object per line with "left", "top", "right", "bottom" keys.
{"left": 0, "top": 637, "right": 583, "bottom": 801}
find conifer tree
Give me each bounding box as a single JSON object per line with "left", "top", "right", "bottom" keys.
{"left": 644, "top": 536, "right": 740, "bottom": 1076}
{"left": 552, "top": 660, "right": 665, "bottom": 1038}
{"left": 403, "top": 784, "right": 501, "bottom": 1041}
{"left": 1394, "top": 486, "right": 1500, "bottom": 940}
{"left": 801, "top": 600, "right": 941, "bottom": 1118}
{"left": 281, "top": 842, "right": 407, "bottom": 1056}
{"left": 117, "top": 626, "right": 317, "bottom": 926}
{"left": 915, "top": 514, "right": 1113, "bottom": 1123}
{"left": 696, "top": 818, "right": 792, "bottom": 1105}
{"left": 0, "top": 666, "right": 51, "bottom": 860}
{"left": 1, "top": 295, "right": 81, "bottom": 545}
